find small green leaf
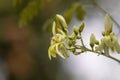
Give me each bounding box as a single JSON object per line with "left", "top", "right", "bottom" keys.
{"left": 19, "top": 1, "right": 38, "bottom": 26}
{"left": 63, "top": 3, "right": 85, "bottom": 24}
{"left": 44, "top": 19, "right": 53, "bottom": 32}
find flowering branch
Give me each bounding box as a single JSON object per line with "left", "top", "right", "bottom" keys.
{"left": 48, "top": 14, "right": 120, "bottom": 63}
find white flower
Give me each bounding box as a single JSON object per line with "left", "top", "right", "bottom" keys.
{"left": 48, "top": 21, "right": 69, "bottom": 60}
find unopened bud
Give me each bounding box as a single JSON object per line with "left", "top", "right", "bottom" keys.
{"left": 71, "top": 48, "right": 76, "bottom": 53}
{"left": 79, "top": 21, "right": 85, "bottom": 32}
{"left": 102, "top": 31, "right": 105, "bottom": 36}
{"left": 73, "top": 26, "right": 79, "bottom": 35}
{"left": 95, "top": 40, "right": 99, "bottom": 45}
{"left": 95, "top": 39, "right": 104, "bottom": 52}
{"left": 56, "top": 14, "right": 68, "bottom": 32}
{"left": 69, "top": 32, "right": 76, "bottom": 40}
{"left": 90, "top": 33, "right": 96, "bottom": 49}
{"left": 104, "top": 14, "right": 113, "bottom": 35}
{"left": 68, "top": 40, "right": 73, "bottom": 47}
{"left": 77, "top": 35, "right": 81, "bottom": 39}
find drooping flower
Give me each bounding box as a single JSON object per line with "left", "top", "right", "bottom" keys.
{"left": 48, "top": 16, "right": 69, "bottom": 60}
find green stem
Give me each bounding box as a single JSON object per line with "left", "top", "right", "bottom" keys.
{"left": 70, "top": 41, "right": 120, "bottom": 63}
{"left": 106, "top": 55, "right": 120, "bottom": 63}
{"left": 80, "top": 33, "right": 85, "bottom": 47}
{"left": 85, "top": 47, "right": 120, "bottom": 63}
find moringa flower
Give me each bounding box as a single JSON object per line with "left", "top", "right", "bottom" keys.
{"left": 48, "top": 20, "right": 69, "bottom": 60}
{"left": 104, "top": 14, "right": 113, "bottom": 35}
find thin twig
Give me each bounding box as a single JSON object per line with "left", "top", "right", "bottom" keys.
{"left": 77, "top": 33, "right": 120, "bottom": 63}
{"left": 85, "top": 47, "right": 120, "bottom": 63}
{"left": 80, "top": 33, "right": 85, "bottom": 47}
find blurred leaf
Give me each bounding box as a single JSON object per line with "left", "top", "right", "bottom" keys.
{"left": 63, "top": 3, "right": 79, "bottom": 24}
{"left": 44, "top": 18, "right": 53, "bottom": 32}
{"left": 76, "top": 4, "right": 86, "bottom": 21}
{"left": 46, "top": 0, "right": 52, "bottom": 2}
{"left": 13, "top": 0, "right": 24, "bottom": 7}
{"left": 64, "top": 3, "right": 86, "bottom": 24}
{"left": 38, "top": 0, "right": 44, "bottom": 10}
{"left": 19, "top": 1, "right": 38, "bottom": 26}
{"left": 44, "top": 16, "right": 62, "bottom": 32}
{"left": 64, "top": 8, "right": 73, "bottom": 24}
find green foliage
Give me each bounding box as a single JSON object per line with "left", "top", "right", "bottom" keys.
{"left": 64, "top": 3, "right": 86, "bottom": 24}
{"left": 12, "top": 0, "right": 86, "bottom": 34}
{"left": 43, "top": 18, "right": 53, "bottom": 32}
{"left": 48, "top": 14, "right": 120, "bottom": 63}
{"left": 13, "top": 0, "right": 53, "bottom": 26}
{"left": 19, "top": 1, "right": 39, "bottom": 26}
{"left": 13, "top": 0, "right": 24, "bottom": 7}
{"left": 76, "top": 4, "right": 86, "bottom": 21}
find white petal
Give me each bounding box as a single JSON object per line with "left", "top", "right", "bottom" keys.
{"left": 48, "top": 44, "right": 56, "bottom": 60}
{"left": 52, "top": 21, "right": 56, "bottom": 36}
{"left": 56, "top": 43, "right": 65, "bottom": 59}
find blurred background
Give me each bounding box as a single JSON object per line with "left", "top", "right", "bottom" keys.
{"left": 0, "top": 0, "right": 120, "bottom": 80}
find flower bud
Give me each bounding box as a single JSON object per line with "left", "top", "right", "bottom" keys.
{"left": 79, "top": 21, "right": 85, "bottom": 32}
{"left": 104, "top": 14, "right": 113, "bottom": 35}
{"left": 77, "top": 35, "right": 81, "bottom": 39}
{"left": 56, "top": 14, "right": 68, "bottom": 33}
{"left": 73, "top": 26, "right": 79, "bottom": 35}
{"left": 69, "top": 32, "right": 76, "bottom": 40}
{"left": 102, "top": 31, "right": 105, "bottom": 36}
{"left": 68, "top": 40, "right": 73, "bottom": 47}
{"left": 95, "top": 39, "right": 104, "bottom": 52}
{"left": 95, "top": 40, "right": 99, "bottom": 45}
{"left": 90, "top": 33, "right": 96, "bottom": 49}
{"left": 71, "top": 48, "right": 76, "bottom": 53}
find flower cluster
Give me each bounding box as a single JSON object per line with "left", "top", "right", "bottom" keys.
{"left": 48, "top": 15, "right": 69, "bottom": 60}
{"left": 94, "top": 15, "right": 120, "bottom": 55}
{"left": 48, "top": 14, "right": 120, "bottom": 63}
{"left": 48, "top": 14, "right": 85, "bottom": 60}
